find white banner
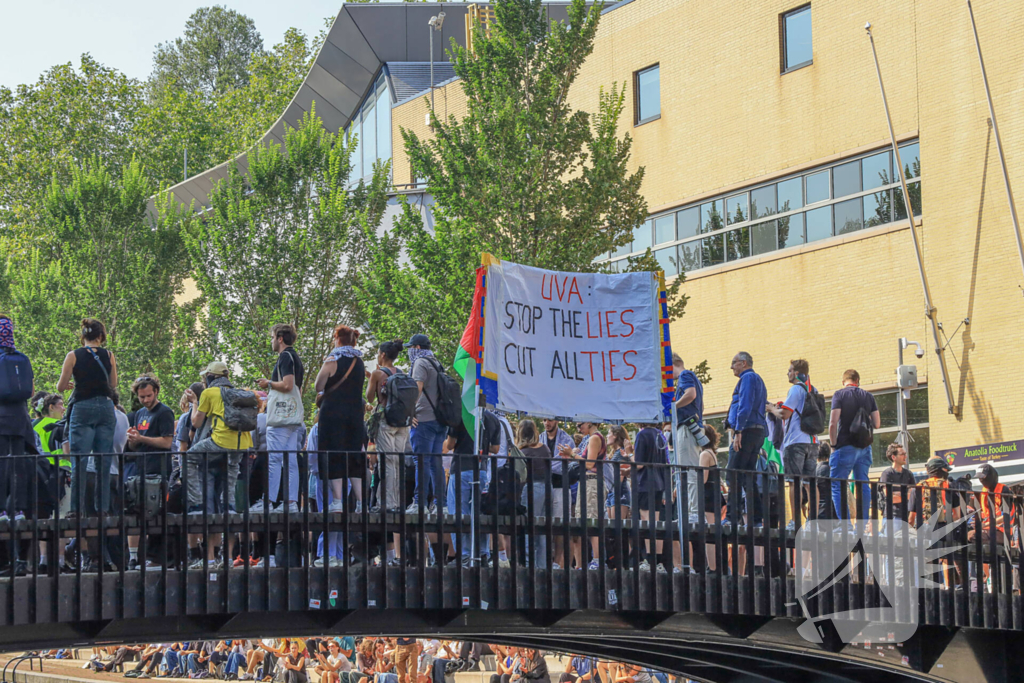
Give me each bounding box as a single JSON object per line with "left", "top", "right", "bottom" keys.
{"left": 481, "top": 261, "right": 666, "bottom": 422}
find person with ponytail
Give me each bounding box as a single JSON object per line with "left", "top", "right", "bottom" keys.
{"left": 57, "top": 319, "right": 118, "bottom": 533}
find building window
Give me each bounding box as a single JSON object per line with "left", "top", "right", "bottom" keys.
{"left": 599, "top": 140, "right": 921, "bottom": 273}
{"left": 634, "top": 64, "right": 660, "bottom": 125}
{"left": 781, "top": 5, "right": 812, "bottom": 73}
{"left": 343, "top": 72, "right": 393, "bottom": 186}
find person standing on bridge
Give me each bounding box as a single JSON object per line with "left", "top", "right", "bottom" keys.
{"left": 673, "top": 354, "right": 704, "bottom": 525}
{"left": 314, "top": 325, "right": 367, "bottom": 515}
{"left": 724, "top": 351, "right": 767, "bottom": 528}
{"left": 406, "top": 334, "right": 446, "bottom": 515}
{"left": 255, "top": 323, "right": 305, "bottom": 515}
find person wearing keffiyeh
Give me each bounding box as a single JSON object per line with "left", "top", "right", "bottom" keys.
{"left": 0, "top": 315, "right": 39, "bottom": 539}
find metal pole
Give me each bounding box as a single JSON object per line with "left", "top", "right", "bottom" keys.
{"left": 183, "top": 148, "right": 188, "bottom": 181}
{"left": 429, "top": 26, "right": 435, "bottom": 114}
{"left": 471, "top": 401, "right": 482, "bottom": 568}
{"left": 897, "top": 339, "right": 908, "bottom": 449}
{"left": 866, "top": 24, "right": 958, "bottom": 416}
{"left": 966, "top": 0, "right": 1024, "bottom": 281}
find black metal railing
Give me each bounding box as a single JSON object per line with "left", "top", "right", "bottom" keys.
{"left": 0, "top": 450, "right": 1018, "bottom": 631}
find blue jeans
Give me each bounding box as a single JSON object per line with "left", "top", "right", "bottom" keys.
{"left": 446, "top": 468, "right": 480, "bottom": 559}
{"left": 830, "top": 445, "right": 872, "bottom": 520}
{"left": 163, "top": 650, "right": 180, "bottom": 673}
{"left": 411, "top": 420, "right": 447, "bottom": 508}
{"left": 226, "top": 653, "right": 245, "bottom": 676}
{"left": 69, "top": 396, "right": 115, "bottom": 514}
{"left": 185, "top": 653, "right": 205, "bottom": 674}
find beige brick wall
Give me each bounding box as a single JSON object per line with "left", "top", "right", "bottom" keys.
{"left": 389, "top": 0, "right": 1024, "bottom": 454}
{"left": 391, "top": 82, "right": 469, "bottom": 187}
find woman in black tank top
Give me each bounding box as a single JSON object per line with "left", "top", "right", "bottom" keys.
{"left": 313, "top": 325, "right": 367, "bottom": 514}
{"left": 56, "top": 318, "right": 118, "bottom": 519}
{"left": 691, "top": 424, "right": 721, "bottom": 573}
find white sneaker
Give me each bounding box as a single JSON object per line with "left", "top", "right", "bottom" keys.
{"left": 188, "top": 558, "right": 205, "bottom": 570}
{"left": 248, "top": 500, "right": 269, "bottom": 514}
{"left": 656, "top": 563, "right": 668, "bottom": 574}
{"left": 354, "top": 501, "right": 363, "bottom": 514}
{"left": 328, "top": 501, "right": 345, "bottom": 513}
{"left": 498, "top": 559, "right": 511, "bottom": 569}
{"left": 405, "top": 502, "right": 421, "bottom": 514}
{"left": 639, "top": 559, "right": 652, "bottom": 572}
{"left": 551, "top": 562, "right": 561, "bottom": 570}
{"left": 283, "top": 502, "right": 300, "bottom": 514}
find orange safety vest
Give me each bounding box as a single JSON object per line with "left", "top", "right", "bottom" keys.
{"left": 977, "top": 483, "right": 1014, "bottom": 532}
{"left": 919, "top": 477, "right": 952, "bottom": 522}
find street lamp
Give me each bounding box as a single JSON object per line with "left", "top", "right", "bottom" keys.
{"left": 896, "top": 338, "right": 924, "bottom": 450}
{"left": 428, "top": 12, "right": 446, "bottom": 115}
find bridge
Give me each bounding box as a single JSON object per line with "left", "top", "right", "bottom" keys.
{"left": 0, "top": 450, "right": 1020, "bottom": 683}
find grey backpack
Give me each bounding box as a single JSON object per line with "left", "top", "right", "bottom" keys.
{"left": 219, "top": 387, "right": 259, "bottom": 432}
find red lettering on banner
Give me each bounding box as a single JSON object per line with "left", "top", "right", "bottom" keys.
{"left": 619, "top": 309, "right": 635, "bottom": 338}
{"left": 554, "top": 276, "right": 566, "bottom": 301}
{"left": 622, "top": 350, "right": 638, "bottom": 380}
{"left": 567, "top": 277, "right": 583, "bottom": 304}
{"left": 608, "top": 350, "right": 620, "bottom": 381}
{"left": 541, "top": 274, "right": 552, "bottom": 301}
{"left": 585, "top": 312, "right": 600, "bottom": 339}
{"left": 580, "top": 351, "right": 598, "bottom": 381}
{"left": 605, "top": 311, "right": 618, "bottom": 338}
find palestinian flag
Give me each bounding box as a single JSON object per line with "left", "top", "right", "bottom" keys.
{"left": 453, "top": 266, "right": 488, "bottom": 434}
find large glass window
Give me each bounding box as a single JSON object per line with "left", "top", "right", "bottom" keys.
{"left": 751, "top": 220, "right": 777, "bottom": 255}
{"left": 834, "top": 197, "right": 863, "bottom": 235}
{"left": 806, "top": 206, "right": 832, "bottom": 242}
{"left": 677, "top": 207, "right": 700, "bottom": 240}
{"left": 343, "top": 72, "right": 393, "bottom": 185}
{"left": 655, "top": 246, "right": 677, "bottom": 275}
{"left": 805, "top": 170, "right": 830, "bottom": 204}
{"left": 832, "top": 159, "right": 861, "bottom": 199}
{"left": 782, "top": 5, "right": 812, "bottom": 72}
{"left": 750, "top": 185, "right": 777, "bottom": 219}
{"left": 633, "top": 220, "right": 653, "bottom": 254}
{"left": 727, "top": 193, "right": 748, "bottom": 225}
{"left": 600, "top": 140, "right": 920, "bottom": 272}
{"left": 635, "top": 65, "right": 660, "bottom": 125}
{"left": 654, "top": 214, "right": 675, "bottom": 245}
{"left": 777, "top": 177, "right": 803, "bottom": 212}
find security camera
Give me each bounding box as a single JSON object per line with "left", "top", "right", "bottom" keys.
{"left": 915, "top": 347, "right": 925, "bottom": 359}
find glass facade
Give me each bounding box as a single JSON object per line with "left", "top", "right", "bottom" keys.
{"left": 343, "top": 72, "right": 392, "bottom": 185}
{"left": 601, "top": 140, "right": 921, "bottom": 273}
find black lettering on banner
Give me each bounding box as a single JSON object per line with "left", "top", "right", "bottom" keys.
{"left": 550, "top": 350, "right": 565, "bottom": 379}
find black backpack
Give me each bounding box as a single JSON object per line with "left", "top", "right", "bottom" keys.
{"left": 849, "top": 405, "right": 874, "bottom": 448}
{"left": 380, "top": 367, "right": 419, "bottom": 428}
{"left": 0, "top": 348, "right": 33, "bottom": 404}
{"left": 798, "top": 382, "right": 826, "bottom": 435}
{"left": 126, "top": 474, "right": 164, "bottom": 518}
{"left": 218, "top": 387, "right": 259, "bottom": 433}
{"left": 423, "top": 358, "right": 463, "bottom": 428}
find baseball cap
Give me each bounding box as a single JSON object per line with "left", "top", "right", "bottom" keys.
{"left": 405, "top": 333, "right": 430, "bottom": 349}
{"left": 925, "top": 455, "right": 950, "bottom": 475}
{"left": 200, "top": 360, "right": 229, "bottom": 377}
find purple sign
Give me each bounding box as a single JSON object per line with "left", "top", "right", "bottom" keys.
{"left": 936, "top": 438, "right": 1024, "bottom": 468}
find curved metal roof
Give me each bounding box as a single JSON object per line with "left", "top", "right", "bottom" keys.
{"left": 154, "top": 1, "right": 575, "bottom": 214}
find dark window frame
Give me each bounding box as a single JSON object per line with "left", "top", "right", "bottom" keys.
{"left": 633, "top": 63, "right": 661, "bottom": 126}
{"left": 780, "top": 4, "right": 813, "bottom": 74}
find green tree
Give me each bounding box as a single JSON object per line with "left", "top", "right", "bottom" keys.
{"left": 149, "top": 5, "right": 264, "bottom": 103}
{"left": 0, "top": 55, "right": 147, "bottom": 233}
{"left": 176, "top": 109, "right": 390, "bottom": 405}
{"left": 0, "top": 158, "right": 193, "bottom": 399}
{"left": 354, "top": 0, "right": 700, "bottom": 363}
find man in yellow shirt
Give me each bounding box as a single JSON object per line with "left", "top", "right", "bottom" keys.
{"left": 186, "top": 362, "right": 253, "bottom": 519}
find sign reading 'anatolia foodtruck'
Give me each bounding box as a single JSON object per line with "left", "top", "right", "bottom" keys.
{"left": 938, "top": 439, "right": 1024, "bottom": 467}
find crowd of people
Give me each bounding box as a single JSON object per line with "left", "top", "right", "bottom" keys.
{"left": 0, "top": 313, "right": 1018, "bottom": 587}
{"left": 66, "top": 640, "right": 684, "bottom": 683}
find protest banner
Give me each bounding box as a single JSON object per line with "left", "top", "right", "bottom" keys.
{"left": 465, "top": 257, "right": 674, "bottom": 423}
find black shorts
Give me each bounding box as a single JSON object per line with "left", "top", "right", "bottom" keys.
{"left": 636, "top": 489, "right": 665, "bottom": 512}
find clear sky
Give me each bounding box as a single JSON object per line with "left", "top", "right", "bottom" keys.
{"left": 0, "top": 0, "right": 351, "bottom": 90}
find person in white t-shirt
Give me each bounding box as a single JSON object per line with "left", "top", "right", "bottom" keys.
{"left": 767, "top": 359, "right": 816, "bottom": 532}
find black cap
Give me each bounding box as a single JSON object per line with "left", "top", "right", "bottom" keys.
{"left": 975, "top": 462, "right": 998, "bottom": 484}
{"left": 405, "top": 333, "right": 430, "bottom": 349}
{"left": 925, "top": 456, "right": 950, "bottom": 475}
